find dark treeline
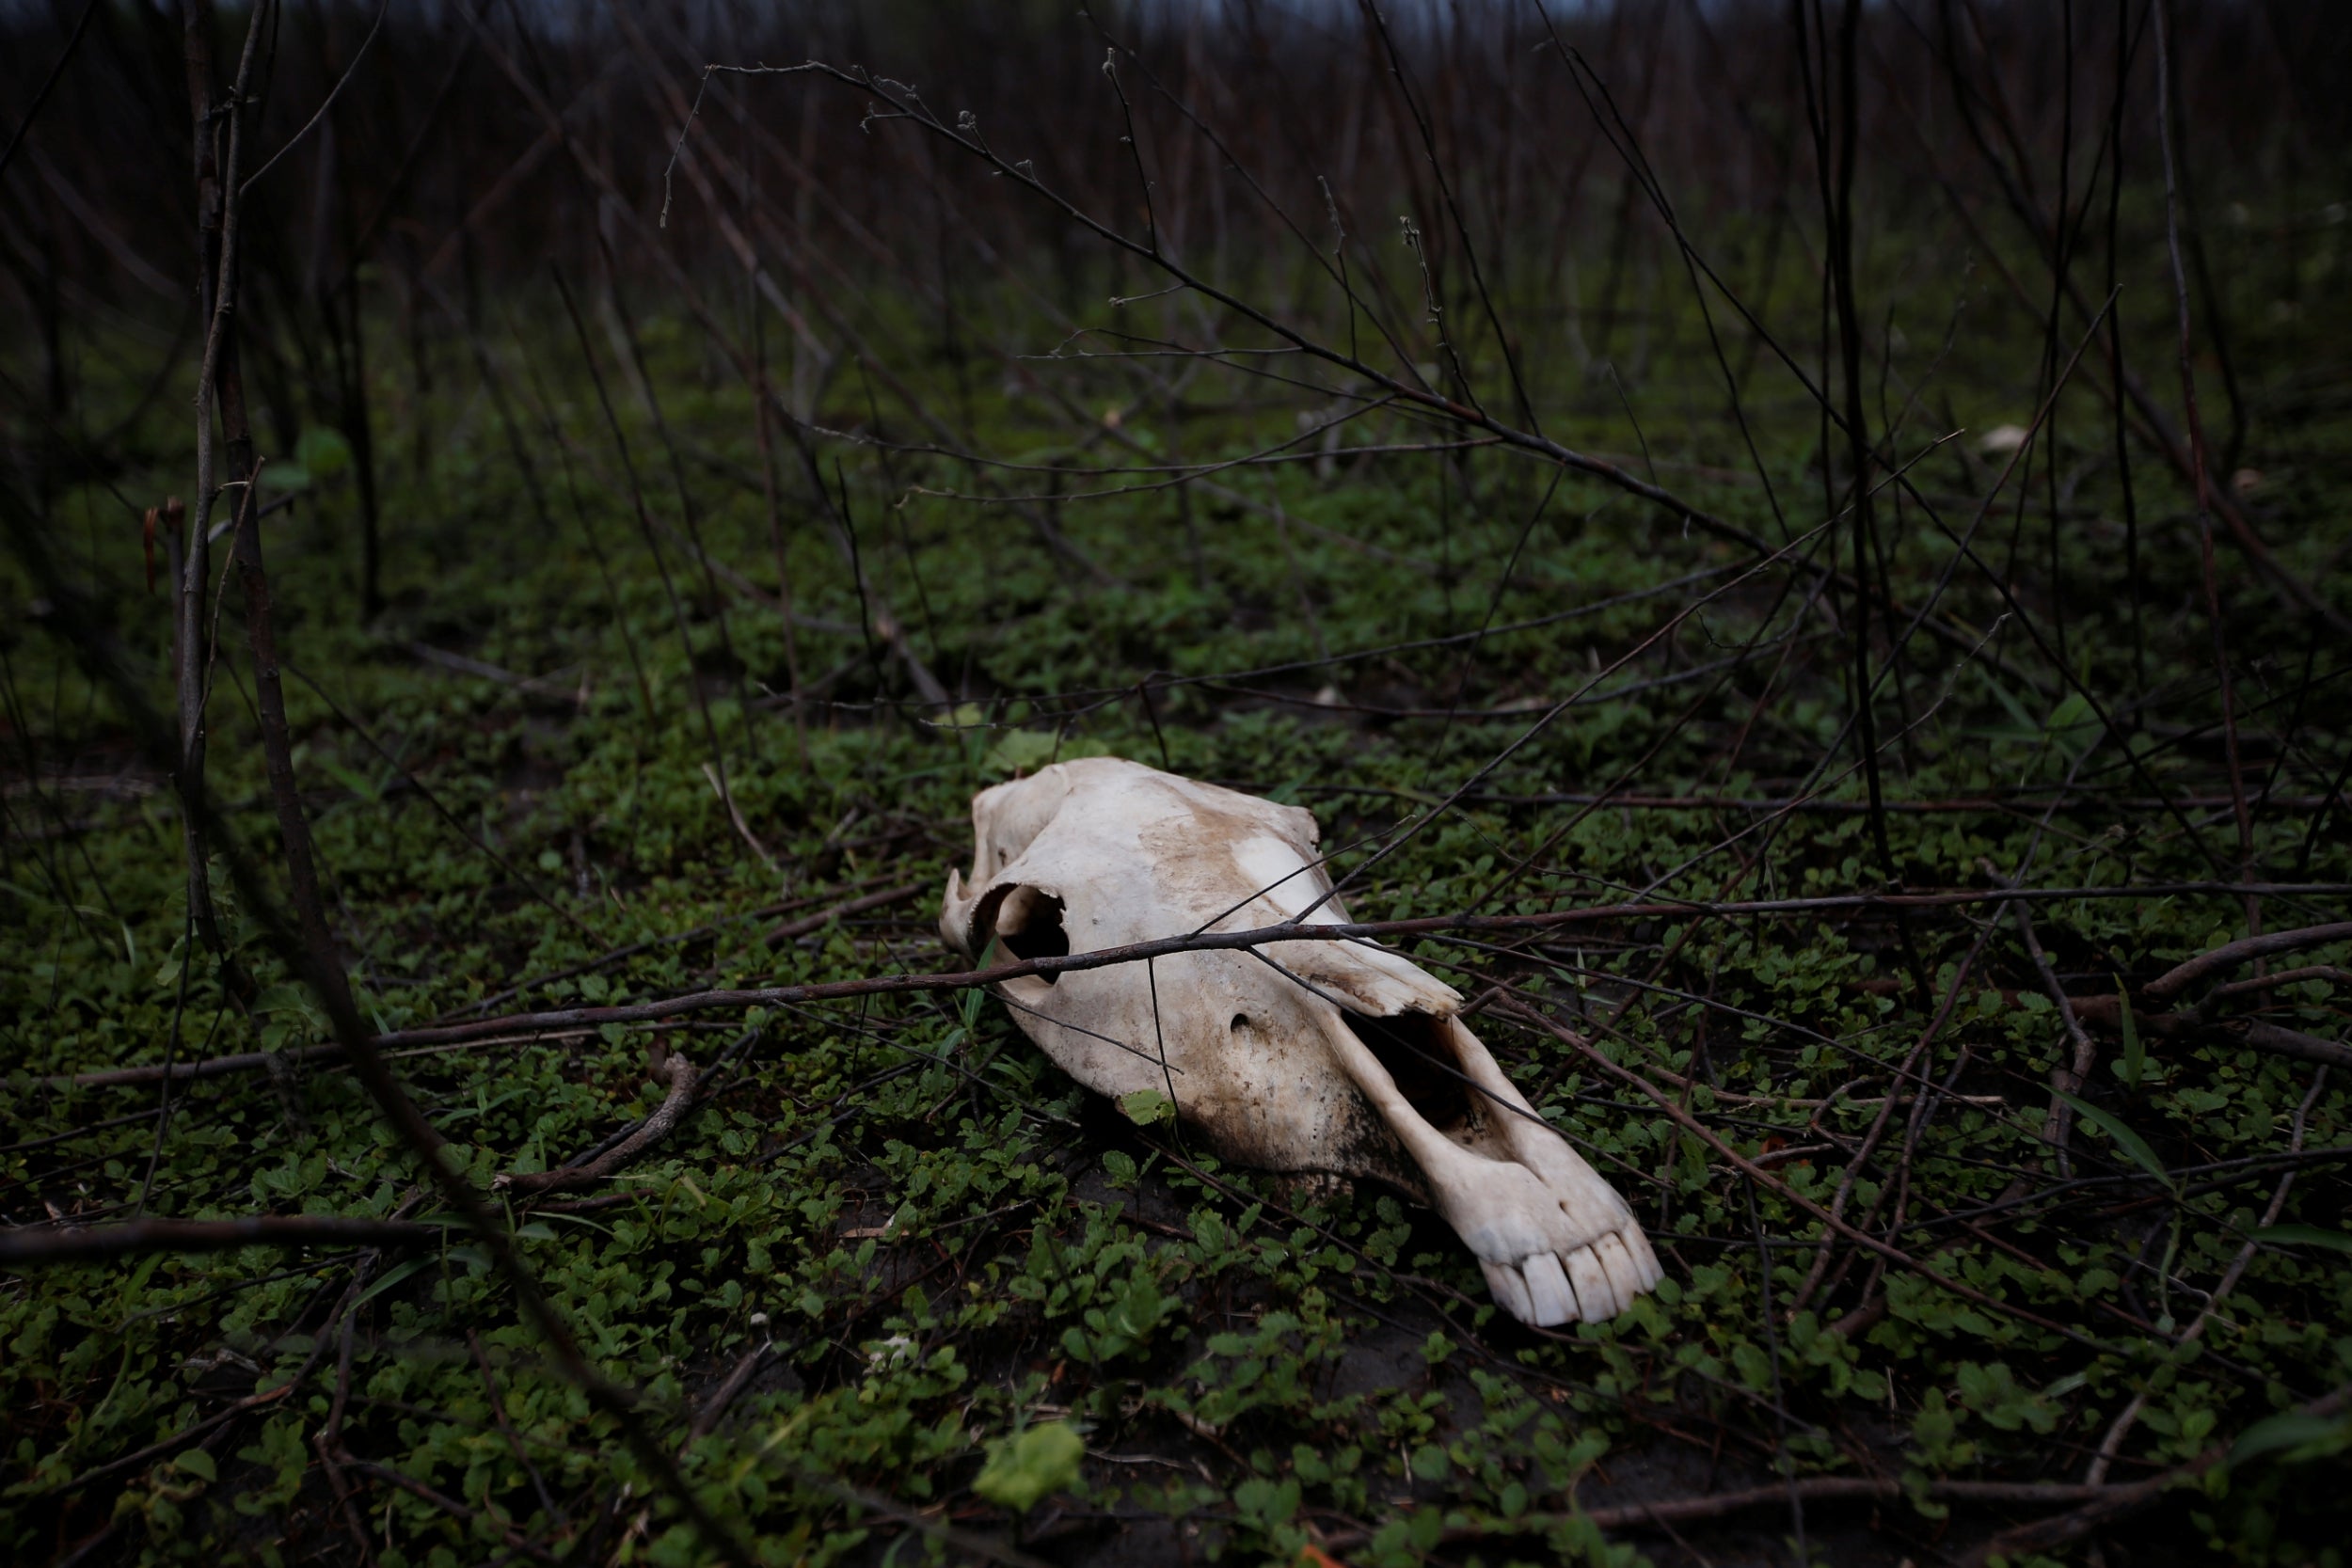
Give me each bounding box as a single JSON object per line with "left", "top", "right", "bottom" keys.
{"left": 4, "top": 1, "right": 2344, "bottom": 341}
{"left": 4, "top": 0, "right": 2348, "bottom": 621}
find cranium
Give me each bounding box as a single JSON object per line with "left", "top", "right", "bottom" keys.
{"left": 939, "top": 757, "right": 1662, "bottom": 1327}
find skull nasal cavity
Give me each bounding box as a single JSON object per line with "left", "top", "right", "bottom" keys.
{"left": 990, "top": 885, "right": 1069, "bottom": 982}
{"left": 1345, "top": 1011, "right": 1470, "bottom": 1133}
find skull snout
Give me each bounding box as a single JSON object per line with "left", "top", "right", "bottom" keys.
{"left": 1314, "top": 1006, "right": 1664, "bottom": 1328}
{"left": 1337, "top": 1008, "right": 1475, "bottom": 1141}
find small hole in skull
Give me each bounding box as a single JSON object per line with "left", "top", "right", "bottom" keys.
{"left": 1230, "top": 1013, "right": 1250, "bottom": 1033}
{"left": 989, "top": 885, "right": 1069, "bottom": 983}
{"left": 1344, "top": 1010, "right": 1470, "bottom": 1133}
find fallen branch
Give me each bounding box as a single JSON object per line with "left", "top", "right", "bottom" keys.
{"left": 1965, "top": 1381, "right": 2352, "bottom": 1564}
{"left": 1492, "top": 998, "right": 2099, "bottom": 1346}
{"left": 2140, "top": 921, "right": 2352, "bottom": 1001}
{"left": 0, "top": 1216, "right": 442, "bottom": 1268}
{"left": 1321, "top": 1475, "right": 2120, "bottom": 1551}
{"left": 2069, "top": 995, "right": 2351, "bottom": 1070}
{"left": 1317, "top": 1383, "right": 2352, "bottom": 1556}
{"left": 364, "top": 881, "right": 2352, "bottom": 1053}
{"left": 2083, "top": 1065, "right": 2328, "bottom": 1485}
{"left": 702, "top": 761, "right": 778, "bottom": 870}
{"left": 494, "top": 1042, "right": 699, "bottom": 1197}
{"left": 48, "top": 885, "right": 2347, "bottom": 1092}
{"left": 690, "top": 1342, "right": 773, "bottom": 1441}
{"left": 765, "top": 879, "right": 927, "bottom": 945}
{"left": 2004, "top": 887, "right": 2102, "bottom": 1171}
{"left": 32, "top": 1251, "right": 389, "bottom": 1506}
{"left": 2217, "top": 965, "right": 2351, "bottom": 998}
{"left": 344, "top": 1459, "right": 560, "bottom": 1565}
{"left": 45, "top": 1026, "right": 618, "bottom": 1089}
{"left": 1356, "top": 789, "right": 2350, "bottom": 816}
{"left": 55, "top": 1041, "right": 346, "bottom": 1089}
{"left": 407, "top": 641, "right": 582, "bottom": 704}
{"left": 437, "top": 872, "right": 914, "bottom": 1022}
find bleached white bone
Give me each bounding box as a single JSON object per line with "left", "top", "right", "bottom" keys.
{"left": 940, "top": 757, "right": 1662, "bottom": 1327}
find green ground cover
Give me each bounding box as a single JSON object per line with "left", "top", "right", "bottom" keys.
{"left": 5, "top": 223, "right": 2352, "bottom": 1568}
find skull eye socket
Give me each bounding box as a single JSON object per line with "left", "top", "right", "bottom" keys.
{"left": 1343, "top": 1010, "right": 1471, "bottom": 1134}
{"left": 976, "top": 884, "right": 1069, "bottom": 986}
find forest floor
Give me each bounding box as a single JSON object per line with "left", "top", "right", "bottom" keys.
{"left": 5, "top": 254, "right": 2352, "bottom": 1568}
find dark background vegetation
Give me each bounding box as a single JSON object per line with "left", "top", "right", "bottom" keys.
{"left": 4, "top": 2, "right": 2350, "bottom": 1566}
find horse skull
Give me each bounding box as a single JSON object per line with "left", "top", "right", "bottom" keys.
{"left": 939, "top": 757, "right": 1662, "bottom": 1327}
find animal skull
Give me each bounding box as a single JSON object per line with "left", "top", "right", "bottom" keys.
{"left": 940, "top": 757, "right": 1662, "bottom": 1327}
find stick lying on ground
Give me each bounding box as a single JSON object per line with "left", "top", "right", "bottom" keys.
{"left": 2068, "top": 997, "right": 2351, "bottom": 1069}
{"left": 2140, "top": 921, "right": 2352, "bottom": 1000}
{"left": 494, "top": 1041, "right": 700, "bottom": 1197}
{"left": 8, "top": 1042, "right": 723, "bottom": 1266}
{"left": 1312, "top": 1370, "right": 2351, "bottom": 1556}
{"left": 0, "top": 1216, "right": 443, "bottom": 1268}
{"left": 2066, "top": 918, "right": 2352, "bottom": 1069}
{"left": 765, "top": 879, "right": 925, "bottom": 945}
{"left": 38, "top": 887, "right": 2351, "bottom": 1090}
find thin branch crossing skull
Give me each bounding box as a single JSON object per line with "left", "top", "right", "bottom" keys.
{"left": 941, "top": 758, "right": 1662, "bottom": 1327}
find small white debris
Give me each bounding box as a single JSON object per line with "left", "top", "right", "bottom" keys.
{"left": 1977, "top": 423, "right": 2030, "bottom": 457}
{"left": 865, "top": 1334, "right": 917, "bottom": 1370}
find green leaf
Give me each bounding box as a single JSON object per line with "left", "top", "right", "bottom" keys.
{"left": 354, "top": 1256, "right": 434, "bottom": 1308}
{"left": 1981, "top": 673, "right": 2042, "bottom": 735}
{"left": 972, "top": 1420, "right": 1084, "bottom": 1513}
{"left": 2044, "top": 691, "right": 2099, "bottom": 761}
{"left": 2230, "top": 1410, "right": 2352, "bottom": 1466}
{"left": 319, "top": 755, "right": 386, "bottom": 805}
{"left": 2052, "top": 1088, "right": 2171, "bottom": 1192}
{"left": 2251, "top": 1223, "right": 2352, "bottom": 1256}
{"left": 295, "top": 425, "right": 353, "bottom": 480}
{"left": 172, "top": 1449, "right": 217, "bottom": 1482}
{"left": 1117, "top": 1088, "right": 1173, "bottom": 1127}
{"left": 2114, "top": 983, "right": 2144, "bottom": 1087}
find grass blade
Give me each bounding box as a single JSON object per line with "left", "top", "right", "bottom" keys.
{"left": 2052, "top": 1087, "right": 2172, "bottom": 1192}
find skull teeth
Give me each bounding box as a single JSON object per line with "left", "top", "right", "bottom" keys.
{"left": 1480, "top": 1258, "right": 1537, "bottom": 1323}
{"left": 1480, "top": 1223, "right": 1665, "bottom": 1328}
{"left": 1521, "top": 1252, "right": 1578, "bottom": 1323}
